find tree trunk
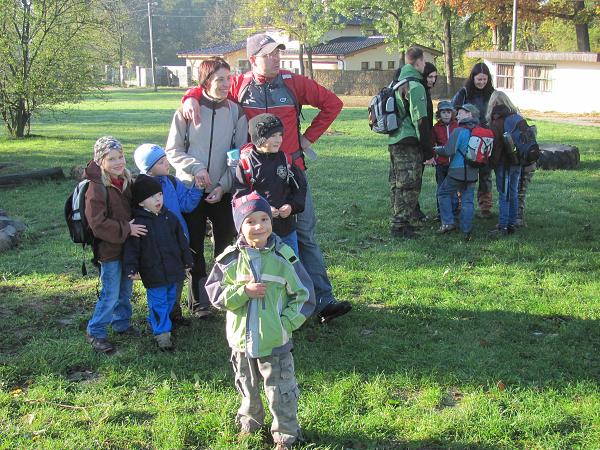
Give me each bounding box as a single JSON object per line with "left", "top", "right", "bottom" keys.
{"left": 497, "top": 23, "right": 511, "bottom": 51}
{"left": 298, "top": 44, "right": 305, "bottom": 76}
{"left": 306, "top": 45, "right": 314, "bottom": 79}
{"left": 574, "top": 0, "right": 591, "bottom": 52}
{"left": 0, "top": 167, "right": 65, "bottom": 186}
{"left": 15, "top": 99, "right": 30, "bottom": 138}
{"left": 441, "top": 5, "right": 454, "bottom": 97}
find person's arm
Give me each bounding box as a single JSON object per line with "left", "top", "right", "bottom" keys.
{"left": 436, "top": 128, "right": 461, "bottom": 157}
{"left": 232, "top": 161, "right": 252, "bottom": 200}
{"left": 85, "top": 184, "right": 130, "bottom": 243}
{"left": 409, "top": 83, "right": 434, "bottom": 160}
{"left": 205, "top": 255, "right": 251, "bottom": 312}
{"left": 175, "top": 178, "right": 203, "bottom": 213}
{"left": 287, "top": 163, "right": 307, "bottom": 214}
{"left": 279, "top": 259, "right": 316, "bottom": 333}
{"left": 173, "top": 215, "right": 194, "bottom": 269}
{"left": 289, "top": 74, "right": 343, "bottom": 145}
{"left": 123, "top": 235, "right": 141, "bottom": 278}
{"left": 164, "top": 110, "right": 207, "bottom": 179}
{"left": 181, "top": 74, "right": 244, "bottom": 124}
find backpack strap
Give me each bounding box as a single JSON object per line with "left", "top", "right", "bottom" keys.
{"left": 167, "top": 175, "right": 177, "bottom": 189}
{"left": 228, "top": 100, "right": 240, "bottom": 149}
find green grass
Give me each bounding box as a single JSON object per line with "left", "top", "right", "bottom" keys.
{"left": 1, "top": 89, "right": 600, "bottom": 449}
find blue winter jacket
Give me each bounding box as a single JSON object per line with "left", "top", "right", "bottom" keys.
{"left": 154, "top": 175, "right": 203, "bottom": 241}
{"left": 436, "top": 117, "right": 480, "bottom": 183}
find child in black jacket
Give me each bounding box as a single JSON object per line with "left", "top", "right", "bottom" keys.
{"left": 123, "top": 175, "right": 193, "bottom": 351}
{"left": 233, "top": 113, "right": 307, "bottom": 256}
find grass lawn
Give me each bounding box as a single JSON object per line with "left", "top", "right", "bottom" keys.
{"left": 1, "top": 88, "right": 599, "bottom": 449}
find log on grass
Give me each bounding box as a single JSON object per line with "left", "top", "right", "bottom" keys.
{"left": 0, "top": 167, "right": 65, "bottom": 186}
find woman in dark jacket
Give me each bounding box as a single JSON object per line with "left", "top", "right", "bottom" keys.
{"left": 452, "top": 62, "right": 496, "bottom": 218}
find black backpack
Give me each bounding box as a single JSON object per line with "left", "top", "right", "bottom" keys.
{"left": 368, "top": 77, "right": 421, "bottom": 134}
{"left": 503, "top": 113, "right": 540, "bottom": 165}
{"left": 64, "top": 179, "right": 108, "bottom": 275}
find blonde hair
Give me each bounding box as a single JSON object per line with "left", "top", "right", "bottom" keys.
{"left": 98, "top": 151, "right": 132, "bottom": 190}
{"left": 486, "top": 91, "right": 519, "bottom": 125}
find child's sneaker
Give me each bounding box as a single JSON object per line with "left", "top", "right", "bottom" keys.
{"left": 155, "top": 332, "right": 174, "bottom": 351}
{"left": 436, "top": 224, "right": 456, "bottom": 234}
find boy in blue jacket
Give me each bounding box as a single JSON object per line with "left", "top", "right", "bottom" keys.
{"left": 124, "top": 175, "right": 194, "bottom": 351}
{"left": 134, "top": 144, "right": 202, "bottom": 323}
{"left": 435, "top": 103, "right": 480, "bottom": 240}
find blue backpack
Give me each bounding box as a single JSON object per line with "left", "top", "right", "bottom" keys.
{"left": 503, "top": 114, "right": 540, "bottom": 165}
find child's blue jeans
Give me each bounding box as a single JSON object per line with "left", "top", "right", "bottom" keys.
{"left": 435, "top": 165, "right": 459, "bottom": 216}
{"left": 495, "top": 165, "right": 522, "bottom": 229}
{"left": 438, "top": 177, "right": 476, "bottom": 233}
{"left": 87, "top": 260, "right": 133, "bottom": 339}
{"left": 146, "top": 283, "right": 177, "bottom": 335}
{"left": 279, "top": 230, "right": 299, "bottom": 257}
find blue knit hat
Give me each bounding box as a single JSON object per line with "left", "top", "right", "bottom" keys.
{"left": 232, "top": 192, "right": 272, "bottom": 233}
{"left": 134, "top": 143, "right": 166, "bottom": 174}
{"left": 437, "top": 100, "right": 454, "bottom": 112}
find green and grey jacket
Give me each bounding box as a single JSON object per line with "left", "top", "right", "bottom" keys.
{"left": 205, "top": 234, "right": 315, "bottom": 358}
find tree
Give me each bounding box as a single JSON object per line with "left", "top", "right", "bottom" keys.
{"left": 0, "top": 0, "right": 104, "bottom": 137}
{"left": 237, "top": 0, "right": 338, "bottom": 77}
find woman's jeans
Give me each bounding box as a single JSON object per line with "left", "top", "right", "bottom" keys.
{"left": 495, "top": 165, "right": 522, "bottom": 229}
{"left": 438, "top": 177, "right": 476, "bottom": 234}
{"left": 87, "top": 260, "right": 133, "bottom": 338}
{"left": 279, "top": 230, "right": 299, "bottom": 257}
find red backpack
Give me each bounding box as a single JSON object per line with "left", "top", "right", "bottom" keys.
{"left": 461, "top": 126, "right": 495, "bottom": 167}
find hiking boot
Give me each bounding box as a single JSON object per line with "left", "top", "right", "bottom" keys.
{"left": 85, "top": 332, "right": 114, "bottom": 354}
{"left": 318, "top": 300, "right": 352, "bottom": 324}
{"left": 463, "top": 232, "right": 473, "bottom": 242}
{"left": 391, "top": 226, "right": 419, "bottom": 239}
{"left": 191, "top": 307, "right": 213, "bottom": 319}
{"left": 436, "top": 224, "right": 456, "bottom": 234}
{"left": 507, "top": 225, "right": 516, "bottom": 234}
{"left": 115, "top": 326, "right": 142, "bottom": 337}
{"left": 155, "top": 332, "right": 174, "bottom": 351}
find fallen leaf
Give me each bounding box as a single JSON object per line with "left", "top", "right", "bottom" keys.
{"left": 497, "top": 381, "right": 506, "bottom": 391}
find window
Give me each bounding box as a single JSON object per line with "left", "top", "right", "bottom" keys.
{"left": 374, "top": 61, "right": 382, "bottom": 70}
{"left": 388, "top": 61, "right": 395, "bottom": 70}
{"left": 496, "top": 64, "right": 514, "bottom": 90}
{"left": 523, "top": 65, "right": 553, "bottom": 92}
{"left": 361, "top": 62, "right": 369, "bottom": 70}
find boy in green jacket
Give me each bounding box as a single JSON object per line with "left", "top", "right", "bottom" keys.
{"left": 205, "top": 192, "right": 315, "bottom": 450}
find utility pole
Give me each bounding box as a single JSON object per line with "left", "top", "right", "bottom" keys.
{"left": 511, "top": 0, "right": 518, "bottom": 51}
{"left": 147, "top": 0, "right": 157, "bottom": 91}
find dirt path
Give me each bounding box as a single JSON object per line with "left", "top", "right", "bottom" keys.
{"left": 339, "top": 96, "right": 600, "bottom": 127}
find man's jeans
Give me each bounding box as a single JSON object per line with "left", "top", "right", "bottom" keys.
{"left": 295, "top": 180, "right": 333, "bottom": 313}
{"left": 495, "top": 165, "right": 522, "bottom": 228}
{"left": 438, "top": 177, "right": 476, "bottom": 234}
{"left": 280, "top": 230, "right": 299, "bottom": 257}
{"left": 87, "top": 260, "right": 133, "bottom": 338}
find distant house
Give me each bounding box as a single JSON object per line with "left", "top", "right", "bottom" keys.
{"left": 467, "top": 50, "right": 600, "bottom": 113}
{"left": 178, "top": 20, "right": 442, "bottom": 81}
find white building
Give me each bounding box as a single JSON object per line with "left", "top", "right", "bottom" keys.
{"left": 467, "top": 50, "right": 600, "bottom": 113}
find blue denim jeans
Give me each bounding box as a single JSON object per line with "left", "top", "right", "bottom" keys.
{"left": 87, "top": 260, "right": 133, "bottom": 338}
{"left": 438, "top": 177, "right": 476, "bottom": 233}
{"left": 295, "top": 179, "right": 333, "bottom": 313}
{"left": 495, "top": 164, "right": 522, "bottom": 228}
{"left": 435, "top": 165, "right": 459, "bottom": 216}
{"left": 146, "top": 283, "right": 176, "bottom": 335}
{"left": 279, "top": 230, "right": 299, "bottom": 257}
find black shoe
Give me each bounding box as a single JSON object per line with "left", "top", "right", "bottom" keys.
{"left": 85, "top": 332, "right": 115, "bottom": 354}
{"left": 114, "top": 326, "right": 142, "bottom": 337}
{"left": 463, "top": 232, "right": 472, "bottom": 242}
{"left": 318, "top": 301, "right": 352, "bottom": 324}
{"left": 391, "top": 226, "right": 419, "bottom": 239}
{"left": 170, "top": 315, "right": 191, "bottom": 326}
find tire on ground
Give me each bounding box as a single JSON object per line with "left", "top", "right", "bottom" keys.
{"left": 537, "top": 144, "right": 580, "bottom": 170}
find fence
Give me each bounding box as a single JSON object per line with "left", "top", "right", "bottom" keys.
{"left": 103, "top": 65, "right": 192, "bottom": 88}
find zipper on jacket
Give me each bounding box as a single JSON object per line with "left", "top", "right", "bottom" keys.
{"left": 207, "top": 102, "right": 216, "bottom": 173}
{"left": 264, "top": 84, "right": 269, "bottom": 113}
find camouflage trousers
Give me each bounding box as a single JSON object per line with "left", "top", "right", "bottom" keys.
{"left": 517, "top": 162, "right": 536, "bottom": 222}
{"left": 231, "top": 350, "right": 300, "bottom": 445}
{"left": 389, "top": 141, "right": 423, "bottom": 229}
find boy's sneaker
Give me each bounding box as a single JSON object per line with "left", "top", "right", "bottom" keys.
{"left": 155, "top": 332, "right": 174, "bottom": 351}
{"left": 191, "top": 307, "right": 213, "bottom": 319}
{"left": 85, "top": 332, "right": 114, "bottom": 354}
{"left": 318, "top": 300, "right": 352, "bottom": 324}
{"left": 436, "top": 224, "right": 456, "bottom": 234}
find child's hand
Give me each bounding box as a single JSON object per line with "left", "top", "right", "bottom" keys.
{"left": 129, "top": 220, "right": 147, "bottom": 237}
{"left": 244, "top": 282, "right": 266, "bottom": 298}
{"left": 423, "top": 158, "right": 436, "bottom": 166}
{"left": 185, "top": 268, "right": 192, "bottom": 277}
{"left": 278, "top": 204, "right": 292, "bottom": 218}
{"left": 271, "top": 206, "right": 280, "bottom": 218}
{"left": 128, "top": 272, "right": 141, "bottom": 280}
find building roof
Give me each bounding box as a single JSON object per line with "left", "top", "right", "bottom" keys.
{"left": 281, "top": 36, "right": 386, "bottom": 57}
{"left": 467, "top": 50, "right": 600, "bottom": 63}
{"left": 177, "top": 41, "right": 246, "bottom": 58}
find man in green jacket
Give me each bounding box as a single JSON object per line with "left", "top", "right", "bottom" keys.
{"left": 388, "top": 46, "right": 434, "bottom": 238}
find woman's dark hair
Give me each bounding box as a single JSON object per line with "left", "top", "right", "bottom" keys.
{"left": 199, "top": 57, "right": 230, "bottom": 89}
{"left": 465, "top": 62, "right": 494, "bottom": 98}
{"left": 422, "top": 62, "right": 438, "bottom": 89}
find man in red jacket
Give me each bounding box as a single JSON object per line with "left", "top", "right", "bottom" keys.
{"left": 181, "top": 33, "right": 351, "bottom": 323}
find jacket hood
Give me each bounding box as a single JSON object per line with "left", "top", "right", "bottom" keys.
{"left": 84, "top": 160, "right": 103, "bottom": 183}
{"left": 491, "top": 104, "right": 512, "bottom": 120}
{"left": 236, "top": 233, "right": 276, "bottom": 251}
{"left": 399, "top": 64, "right": 423, "bottom": 81}
{"left": 458, "top": 116, "right": 479, "bottom": 127}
